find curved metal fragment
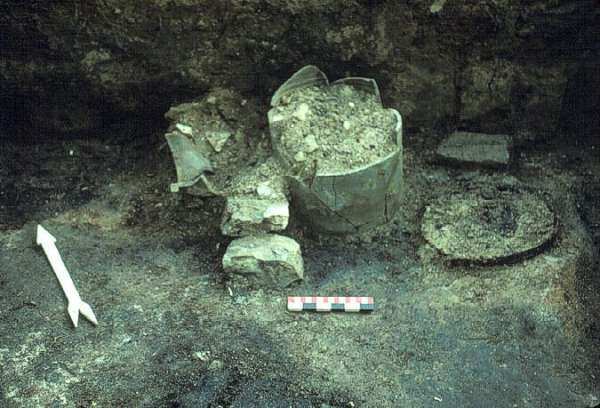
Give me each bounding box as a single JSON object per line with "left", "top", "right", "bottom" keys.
{"left": 165, "top": 131, "right": 213, "bottom": 193}
{"left": 270, "top": 65, "right": 329, "bottom": 107}
{"left": 331, "top": 77, "right": 383, "bottom": 105}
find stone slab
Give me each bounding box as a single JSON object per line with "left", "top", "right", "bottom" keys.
{"left": 437, "top": 131, "right": 512, "bottom": 167}
{"left": 222, "top": 234, "right": 303, "bottom": 288}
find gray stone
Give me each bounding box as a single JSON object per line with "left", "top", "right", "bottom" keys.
{"left": 221, "top": 195, "right": 289, "bottom": 237}
{"left": 222, "top": 234, "right": 303, "bottom": 288}
{"left": 304, "top": 134, "right": 319, "bottom": 153}
{"left": 437, "top": 131, "right": 512, "bottom": 167}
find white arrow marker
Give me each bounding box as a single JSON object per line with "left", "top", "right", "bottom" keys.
{"left": 36, "top": 225, "right": 98, "bottom": 328}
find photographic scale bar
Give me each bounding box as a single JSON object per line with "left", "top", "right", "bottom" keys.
{"left": 287, "top": 296, "right": 374, "bottom": 312}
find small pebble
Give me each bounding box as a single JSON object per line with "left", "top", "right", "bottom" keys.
{"left": 293, "top": 103, "right": 310, "bottom": 121}
{"left": 209, "top": 359, "right": 224, "bottom": 370}
{"left": 256, "top": 183, "right": 274, "bottom": 197}
{"left": 304, "top": 134, "right": 319, "bottom": 153}
{"left": 193, "top": 351, "right": 210, "bottom": 361}
{"left": 175, "top": 123, "right": 193, "bottom": 136}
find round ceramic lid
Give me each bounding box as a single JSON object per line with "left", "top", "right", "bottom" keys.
{"left": 421, "top": 189, "right": 556, "bottom": 263}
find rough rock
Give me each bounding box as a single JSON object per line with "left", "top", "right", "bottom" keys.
{"left": 437, "top": 131, "right": 512, "bottom": 167}
{"left": 222, "top": 234, "right": 303, "bottom": 288}
{"left": 221, "top": 195, "right": 289, "bottom": 237}
{"left": 163, "top": 88, "right": 264, "bottom": 195}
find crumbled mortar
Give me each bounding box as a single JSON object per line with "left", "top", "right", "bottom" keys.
{"left": 273, "top": 84, "right": 397, "bottom": 173}
{"left": 223, "top": 157, "right": 287, "bottom": 197}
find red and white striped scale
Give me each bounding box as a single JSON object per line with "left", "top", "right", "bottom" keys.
{"left": 287, "top": 296, "right": 375, "bottom": 312}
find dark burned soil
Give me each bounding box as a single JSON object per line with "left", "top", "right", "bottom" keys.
{"left": 1, "top": 126, "right": 600, "bottom": 407}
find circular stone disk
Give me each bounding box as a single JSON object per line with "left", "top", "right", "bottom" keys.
{"left": 421, "top": 190, "right": 557, "bottom": 263}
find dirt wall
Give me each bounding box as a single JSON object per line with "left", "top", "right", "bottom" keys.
{"left": 1, "top": 1, "right": 598, "bottom": 141}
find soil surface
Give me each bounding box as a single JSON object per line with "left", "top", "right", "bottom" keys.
{"left": 1, "top": 125, "right": 599, "bottom": 407}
